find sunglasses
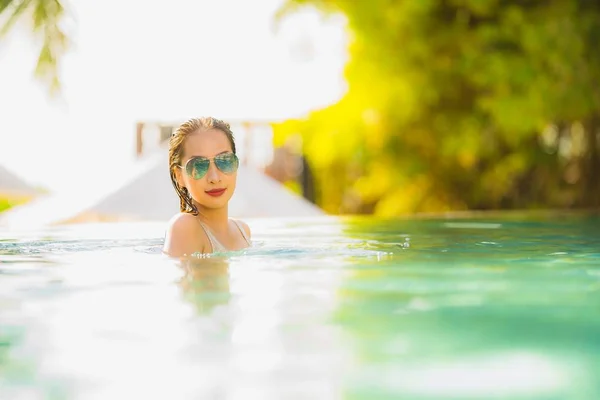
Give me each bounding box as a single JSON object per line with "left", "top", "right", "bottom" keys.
{"left": 181, "top": 152, "right": 239, "bottom": 180}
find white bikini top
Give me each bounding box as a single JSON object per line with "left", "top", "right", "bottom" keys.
{"left": 198, "top": 219, "right": 251, "bottom": 253}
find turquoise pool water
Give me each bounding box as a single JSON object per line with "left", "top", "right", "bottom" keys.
{"left": 1, "top": 212, "right": 599, "bottom": 399}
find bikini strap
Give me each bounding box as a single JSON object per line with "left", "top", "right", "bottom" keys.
{"left": 232, "top": 219, "right": 251, "bottom": 245}
{"left": 197, "top": 220, "right": 216, "bottom": 253}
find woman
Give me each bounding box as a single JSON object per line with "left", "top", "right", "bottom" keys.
{"left": 163, "top": 117, "right": 252, "bottom": 257}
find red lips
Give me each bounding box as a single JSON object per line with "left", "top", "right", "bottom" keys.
{"left": 205, "top": 188, "right": 226, "bottom": 197}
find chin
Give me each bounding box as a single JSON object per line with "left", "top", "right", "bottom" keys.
{"left": 203, "top": 195, "right": 232, "bottom": 208}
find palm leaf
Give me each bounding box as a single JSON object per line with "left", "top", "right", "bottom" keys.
{"left": 0, "top": 0, "right": 69, "bottom": 95}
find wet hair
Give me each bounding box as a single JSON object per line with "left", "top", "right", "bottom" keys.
{"left": 168, "top": 117, "right": 236, "bottom": 215}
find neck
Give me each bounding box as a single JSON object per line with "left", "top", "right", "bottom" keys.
{"left": 195, "top": 204, "right": 229, "bottom": 233}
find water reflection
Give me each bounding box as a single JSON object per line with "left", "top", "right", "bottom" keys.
{"left": 177, "top": 256, "right": 231, "bottom": 315}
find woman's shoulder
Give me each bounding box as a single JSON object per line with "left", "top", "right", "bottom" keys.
{"left": 231, "top": 218, "right": 252, "bottom": 240}
{"left": 168, "top": 212, "right": 199, "bottom": 228}
{"left": 163, "top": 213, "right": 208, "bottom": 257}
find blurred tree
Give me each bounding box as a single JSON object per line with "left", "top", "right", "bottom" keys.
{"left": 275, "top": 0, "right": 600, "bottom": 215}
{"left": 0, "top": 0, "right": 69, "bottom": 93}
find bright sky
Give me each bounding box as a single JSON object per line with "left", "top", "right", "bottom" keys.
{"left": 0, "top": 0, "right": 347, "bottom": 192}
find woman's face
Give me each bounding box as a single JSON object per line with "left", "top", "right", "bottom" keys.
{"left": 176, "top": 128, "right": 237, "bottom": 210}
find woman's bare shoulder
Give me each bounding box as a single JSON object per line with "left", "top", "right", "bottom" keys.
{"left": 167, "top": 212, "right": 198, "bottom": 227}
{"left": 234, "top": 218, "right": 252, "bottom": 239}
{"left": 163, "top": 213, "right": 208, "bottom": 257}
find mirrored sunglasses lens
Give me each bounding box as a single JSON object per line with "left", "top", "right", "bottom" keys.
{"left": 186, "top": 158, "right": 209, "bottom": 179}
{"left": 215, "top": 154, "right": 238, "bottom": 173}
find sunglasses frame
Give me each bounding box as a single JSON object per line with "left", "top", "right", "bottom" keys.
{"left": 179, "top": 152, "right": 239, "bottom": 180}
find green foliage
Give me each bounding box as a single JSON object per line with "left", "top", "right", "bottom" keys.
{"left": 0, "top": 196, "right": 26, "bottom": 212}
{"left": 0, "top": 0, "right": 69, "bottom": 94}
{"left": 275, "top": 0, "right": 600, "bottom": 215}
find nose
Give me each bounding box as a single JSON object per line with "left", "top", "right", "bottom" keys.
{"left": 206, "top": 160, "right": 221, "bottom": 183}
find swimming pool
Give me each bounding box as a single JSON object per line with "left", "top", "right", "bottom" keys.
{"left": 1, "top": 212, "right": 599, "bottom": 399}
